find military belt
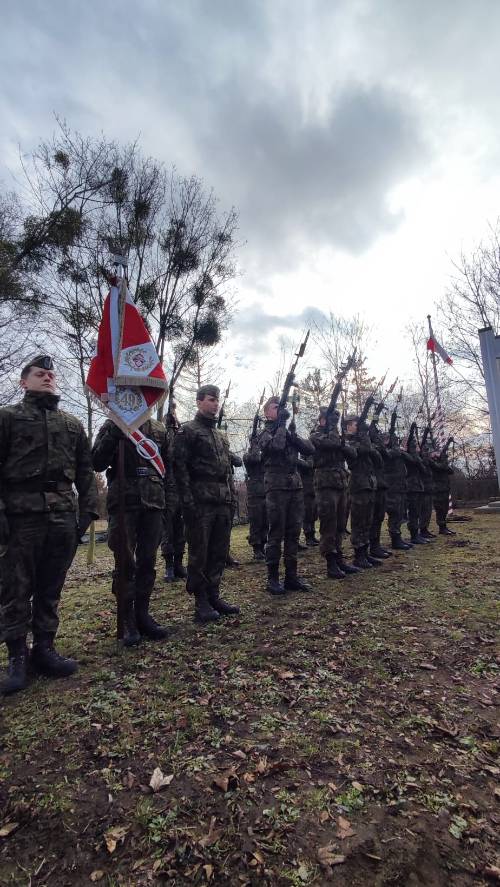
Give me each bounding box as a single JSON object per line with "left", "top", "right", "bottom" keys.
{"left": 3, "top": 480, "right": 73, "bottom": 492}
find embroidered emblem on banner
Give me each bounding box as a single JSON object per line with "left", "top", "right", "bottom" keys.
{"left": 124, "top": 347, "right": 155, "bottom": 372}
{"left": 116, "top": 388, "right": 142, "bottom": 413}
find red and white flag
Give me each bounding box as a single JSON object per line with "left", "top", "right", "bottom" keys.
{"left": 86, "top": 276, "right": 168, "bottom": 475}
{"left": 426, "top": 335, "right": 453, "bottom": 365}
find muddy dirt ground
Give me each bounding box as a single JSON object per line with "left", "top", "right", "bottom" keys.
{"left": 0, "top": 511, "right": 499, "bottom": 886}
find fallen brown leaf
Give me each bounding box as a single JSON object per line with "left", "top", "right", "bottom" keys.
{"left": 337, "top": 816, "right": 355, "bottom": 840}
{"left": 0, "top": 822, "right": 19, "bottom": 838}
{"left": 149, "top": 767, "right": 174, "bottom": 792}
{"left": 317, "top": 844, "right": 346, "bottom": 866}
{"left": 104, "top": 824, "right": 129, "bottom": 854}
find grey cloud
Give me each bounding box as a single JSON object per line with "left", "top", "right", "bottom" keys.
{"left": 233, "top": 302, "right": 326, "bottom": 338}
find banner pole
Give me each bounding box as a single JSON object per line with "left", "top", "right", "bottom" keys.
{"left": 117, "top": 436, "right": 126, "bottom": 642}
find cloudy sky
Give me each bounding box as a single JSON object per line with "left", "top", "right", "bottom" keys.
{"left": 2, "top": 0, "right": 500, "bottom": 400}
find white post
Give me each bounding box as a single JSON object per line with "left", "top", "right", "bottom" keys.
{"left": 478, "top": 326, "right": 500, "bottom": 490}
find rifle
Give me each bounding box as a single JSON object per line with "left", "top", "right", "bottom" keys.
{"left": 440, "top": 436, "right": 454, "bottom": 457}
{"left": 276, "top": 330, "right": 310, "bottom": 426}
{"left": 420, "top": 425, "right": 431, "bottom": 453}
{"left": 389, "top": 409, "right": 398, "bottom": 446}
{"left": 217, "top": 380, "right": 231, "bottom": 430}
{"left": 251, "top": 387, "right": 266, "bottom": 440}
{"left": 407, "top": 421, "right": 418, "bottom": 452}
{"left": 358, "top": 394, "right": 375, "bottom": 432}
{"left": 325, "top": 350, "right": 356, "bottom": 430}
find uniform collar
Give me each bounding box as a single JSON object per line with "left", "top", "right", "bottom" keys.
{"left": 195, "top": 411, "right": 217, "bottom": 428}
{"left": 23, "top": 391, "right": 60, "bottom": 411}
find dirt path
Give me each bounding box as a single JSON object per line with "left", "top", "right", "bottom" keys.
{"left": 0, "top": 511, "right": 499, "bottom": 886}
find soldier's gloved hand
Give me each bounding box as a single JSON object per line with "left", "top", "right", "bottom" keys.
{"left": 0, "top": 511, "right": 9, "bottom": 547}
{"left": 77, "top": 512, "right": 93, "bottom": 540}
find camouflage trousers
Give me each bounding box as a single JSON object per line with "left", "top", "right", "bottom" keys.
{"left": 247, "top": 495, "right": 267, "bottom": 548}
{"left": 420, "top": 493, "right": 434, "bottom": 532}
{"left": 350, "top": 490, "right": 375, "bottom": 550}
{"left": 108, "top": 509, "right": 163, "bottom": 604}
{"left": 0, "top": 511, "right": 77, "bottom": 642}
{"left": 434, "top": 492, "right": 450, "bottom": 527}
{"left": 370, "top": 489, "right": 387, "bottom": 543}
{"left": 406, "top": 491, "right": 422, "bottom": 536}
{"left": 303, "top": 494, "right": 318, "bottom": 538}
{"left": 386, "top": 491, "right": 406, "bottom": 535}
{"left": 160, "top": 504, "right": 185, "bottom": 560}
{"left": 265, "top": 489, "right": 303, "bottom": 568}
{"left": 315, "top": 487, "right": 348, "bottom": 558}
{"left": 185, "top": 504, "right": 232, "bottom": 597}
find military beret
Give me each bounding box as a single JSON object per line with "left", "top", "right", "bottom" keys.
{"left": 22, "top": 354, "right": 54, "bottom": 374}
{"left": 196, "top": 384, "right": 220, "bottom": 400}
{"left": 319, "top": 406, "right": 340, "bottom": 419}
{"left": 345, "top": 414, "right": 359, "bottom": 423}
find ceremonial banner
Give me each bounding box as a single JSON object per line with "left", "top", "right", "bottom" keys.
{"left": 426, "top": 335, "right": 453, "bottom": 366}
{"left": 86, "top": 275, "right": 168, "bottom": 475}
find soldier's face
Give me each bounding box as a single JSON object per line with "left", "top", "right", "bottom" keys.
{"left": 21, "top": 368, "right": 57, "bottom": 394}
{"left": 197, "top": 394, "right": 219, "bottom": 417}
{"left": 264, "top": 402, "right": 279, "bottom": 421}
{"left": 346, "top": 420, "right": 358, "bottom": 434}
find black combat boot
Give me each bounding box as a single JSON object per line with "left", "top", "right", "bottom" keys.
{"left": 266, "top": 563, "right": 286, "bottom": 595}
{"left": 226, "top": 553, "right": 241, "bottom": 568}
{"left": 439, "top": 525, "right": 456, "bottom": 535}
{"left": 353, "top": 547, "right": 373, "bottom": 569}
{"left": 305, "top": 534, "right": 320, "bottom": 547}
{"left": 122, "top": 601, "right": 141, "bottom": 647}
{"left": 366, "top": 546, "right": 383, "bottom": 567}
{"left": 194, "top": 590, "right": 221, "bottom": 623}
{"left": 1, "top": 638, "right": 29, "bottom": 696}
{"left": 31, "top": 633, "right": 78, "bottom": 678}
{"left": 410, "top": 533, "right": 427, "bottom": 545}
{"left": 369, "top": 537, "right": 392, "bottom": 559}
{"left": 135, "top": 594, "right": 168, "bottom": 640}
{"left": 326, "top": 553, "right": 345, "bottom": 579}
{"left": 253, "top": 545, "right": 265, "bottom": 561}
{"left": 297, "top": 541, "right": 308, "bottom": 551}
{"left": 209, "top": 589, "right": 240, "bottom": 616}
{"left": 420, "top": 528, "right": 436, "bottom": 539}
{"left": 391, "top": 533, "right": 411, "bottom": 551}
{"left": 336, "top": 553, "right": 362, "bottom": 574}
{"left": 163, "top": 554, "right": 175, "bottom": 582}
{"left": 173, "top": 555, "right": 187, "bottom": 579}
{"left": 284, "top": 564, "right": 312, "bottom": 592}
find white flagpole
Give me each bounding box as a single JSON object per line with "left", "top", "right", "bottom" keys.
{"left": 427, "top": 314, "right": 453, "bottom": 516}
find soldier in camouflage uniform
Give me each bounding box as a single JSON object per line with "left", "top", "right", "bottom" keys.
{"left": 297, "top": 456, "right": 319, "bottom": 546}
{"left": 419, "top": 438, "right": 436, "bottom": 540}
{"left": 383, "top": 431, "right": 413, "bottom": 550}
{"left": 173, "top": 385, "right": 240, "bottom": 623}
{"left": 225, "top": 450, "right": 243, "bottom": 568}
{"left": 92, "top": 416, "right": 169, "bottom": 645}
{"left": 243, "top": 436, "right": 267, "bottom": 561}
{"left": 368, "top": 418, "right": 392, "bottom": 559}
{"left": 431, "top": 447, "right": 455, "bottom": 535}
{"left": 344, "top": 415, "right": 382, "bottom": 569}
{"left": 404, "top": 433, "right": 430, "bottom": 545}
{"left": 161, "top": 404, "right": 186, "bottom": 582}
{"left": 0, "top": 356, "right": 98, "bottom": 695}
{"left": 258, "top": 396, "right": 314, "bottom": 595}
{"left": 310, "top": 408, "right": 360, "bottom": 579}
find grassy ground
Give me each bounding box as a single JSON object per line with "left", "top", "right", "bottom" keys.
{"left": 0, "top": 511, "right": 499, "bottom": 886}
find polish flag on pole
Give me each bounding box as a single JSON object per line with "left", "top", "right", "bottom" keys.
{"left": 86, "top": 274, "right": 168, "bottom": 476}
{"left": 426, "top": 335, "right": 453, "bottom": 365}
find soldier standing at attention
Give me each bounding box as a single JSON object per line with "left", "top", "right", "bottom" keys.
{"left": 297, "top": 456, "right": 319, "bottom": 547}
{"left": 419, "top": 432, "right": 436, "bottom": 540}
{"left": 243, "top": 434, "right": 267, "bottom": 561}
{"left": 368, "top": 416, "right": 392, "bottom": 559}
{"left": 430, "top": 440, "right": 456, "bottom": 535}
{"left": 404, "top": 425, "right": 430, "bottom": 545}
{"left": 258, "top": 396, "right": 315, "bottom": 595}
{"left": 161, "top": 403, "right": 187, "bottom": 582}
{"left": 310, "top": 407, "right": 360, "bottom": 579}
{"left": 0, "top": 356, "right": 98, "bottom": 695}
{"left": 383, "top": 423, "right": 413, "bottom": 551}
{"left": 173, "top": 385, "right": 240, "bottom": 623}
{"left": 92, "top": 415, "right": 169, "bottom": 645}
{"left": 344, "top": 413, "right": 381, "bottom": 569}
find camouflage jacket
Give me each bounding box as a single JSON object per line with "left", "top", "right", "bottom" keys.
{"left": 297, "top": 456, "right": 315, "bottom": 497}
{"left": 344, "top": 431, "right": 378, "bottom": 493}
{"left": 383, "top": 445, "right": 412, "bottom": 493}
{"left": 243, "top": 439, "right": 265, "bottom": 498}
{"left": 368, "top": 424, "right": 389, "bottom": 491}
{"left": 419, "top": 455, "right": 435, "bottom": 493}
{"left": 404, "top": 452, "right": 425, "bottom": 493}
{"left": 173, "top": 411, "right": 233, "bottom": 508}
{"left": 0, "top": 391, "right": 98, "bottom": 516}
{"left": 430, "top": 456, "right": 453, "bottom": 493}
{"left": 309, "top": 425, "right": 351, "bottom": 491}
{"left": 258, "top": 421, "right": 314, "bottom": 492}
{"left": 92, "top": 418, "right": 168, "bottom": 513}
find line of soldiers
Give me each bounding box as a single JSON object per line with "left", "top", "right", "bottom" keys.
{"left": 0, "top": 357, "right": 456, "bottom": 697}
